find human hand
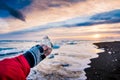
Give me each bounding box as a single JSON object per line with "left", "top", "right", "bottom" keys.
{"left": 41, "top": 45, "right": 52, "bottom": 57}
{"left": 27, "top": 44, "right": 52, "bottom": 67}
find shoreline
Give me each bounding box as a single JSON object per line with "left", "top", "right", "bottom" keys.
{"left": 27, "top": 42, "right": 101, "bottom": 80}
{"left": 85, "top": 41, "right": 120, "bottom": 80}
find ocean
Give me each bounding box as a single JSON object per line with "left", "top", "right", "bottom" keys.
{"left": 0, "top": 40, "right": 38, "bottom": 59}
{"left": 0, "top": 40, "right": 103, "bottom": 80}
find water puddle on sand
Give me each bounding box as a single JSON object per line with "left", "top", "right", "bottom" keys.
{"left": 27, "top": 42, "right": 104, "bottom": 80}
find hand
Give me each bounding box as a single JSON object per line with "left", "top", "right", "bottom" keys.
{"left": 27, "top": 44, "right": 52, "bottom": 67}
{"left": 41, "top": 45, "right": 52, "bottom": 57}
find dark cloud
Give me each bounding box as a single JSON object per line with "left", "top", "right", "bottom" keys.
{"left": 29, "top": 0, "right": 87, "bottom": 10}
{"left": 63, "top": 9, "right": 120, "bottom": 27}
{"left": 72, "top": 19, "right": 120, "bottom": 27}
{"left": 0, "top": 0, "right": 86, "bottom": 20}
{"left": 0, "top": 0, "right": 32, "bottom": 21}
{"left": 2, "top": 0, "right": 32, "bottom": 9}
{"left": 48, "top": 4, "right": 62, "bottom": 7}
{"left": 91, "top": 9, "right": 120, "bottom": 21}
{"left": 68, "top": 0, "right": 86, "bottom": 3}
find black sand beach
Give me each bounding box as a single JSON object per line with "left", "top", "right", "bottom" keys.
{"left": 85, "top": 41, "right": 120, "bottom": 80}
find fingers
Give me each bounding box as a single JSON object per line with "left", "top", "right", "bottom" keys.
{"left": 40, "top": 44, "right": 52, "bottom": 56}
{"left": 44, "top": 48, "right": 52, "bottom": 56}
{"left": 41, "top": 45, "right": 49, "bottom": 51}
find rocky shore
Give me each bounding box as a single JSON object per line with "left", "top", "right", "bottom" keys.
{"left": 85, "top": 41, "right": 120, "bottom": 80}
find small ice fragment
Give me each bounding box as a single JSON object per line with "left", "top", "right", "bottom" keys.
{"left": 113, "top": 52, "right": 115, "bottom": 54}
{"left": 52, "top": 44, "right": 60, "bottom": 49}
{"left": 115, "top": 59, "right": 118, "bottom": 61}
{"left": 48, "top": 54, "right": 54, "bottom": 59}
{"left": 108, "top": 51, "right": 112, "bottom": 54}
{"left": 54, "top": 53, "right": 59, "bottom": 55}
{"left": 61, "top": 63, "right": 70, "bottom": 67}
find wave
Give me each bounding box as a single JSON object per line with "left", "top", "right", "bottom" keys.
{"left": 0, "top": 47, "right": 15, "bottom": 51}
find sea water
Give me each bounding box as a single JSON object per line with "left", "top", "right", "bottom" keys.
{"left": 0, "top": 40, "right": 103, "bottom": 80}
{"left": 0, "top": 40, "right": 37, "bottom": 59}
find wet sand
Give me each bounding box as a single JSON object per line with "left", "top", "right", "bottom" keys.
{"left": 85, "top": 41, "right": 120, "bottom": 80}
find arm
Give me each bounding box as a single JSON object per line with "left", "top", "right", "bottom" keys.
{"left": 23, "top": 45, "right": 52, "bottom": 68}
{"left": 0, "top": 45, "right": 51, "bottom": 80}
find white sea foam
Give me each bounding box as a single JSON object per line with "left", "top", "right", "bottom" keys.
{"left": 27, "top": 41, "right": 104, "bottom": 80}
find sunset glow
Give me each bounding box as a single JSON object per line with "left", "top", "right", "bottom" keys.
{"left": 92, "top": 34, "right": 101, "bottom": 39}
{"left": 0, "top": 0, "right": 120, "bottom": 40}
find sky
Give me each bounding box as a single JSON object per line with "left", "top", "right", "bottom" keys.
{"left": 0, "top": 0, "right": 120, "bottom": 40}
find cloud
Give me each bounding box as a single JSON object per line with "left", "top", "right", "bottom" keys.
{"left": 0, "top": 0, "right": 120, "bottom": 40}
{"left": 0, "top": 0, "right": 32, "bottom": 21}
{"left": 64, "top": 9, "right": 120, "bottom": 27}
{"left": 0, "top": 23, "right": 120, "bottom": 40}
{"left": 48, "top": 0, "right": 86, "bottom": 8}
{"left": 1, "top": 9, "right": 120, "bottom": 35}
{"left": 1, "top": 0, "right": 32, "bottom": 9}
{"left": 68, "top": 0, "right": 86, "bottom": 3}
{"left": 0, "top": 0, "right": 120, "bottom": 34}
{"left": 35, "top": 9, "right": 120, "bottom": 28}
{"left": 90, "top": 9, "right": 120, "bottom": 23}
{"left": 91, "top": 9, "right": 120, "bottom": 20}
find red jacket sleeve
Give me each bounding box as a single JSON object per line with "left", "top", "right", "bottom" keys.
{"left": 0, "top": 55, "right": 30, "bottom": 80}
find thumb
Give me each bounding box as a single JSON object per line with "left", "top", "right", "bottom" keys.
{"left": 41, "top": 45, "right": 49, "bottom": 51}
{"left": 44, "top": 48, "right": 52, "bottom": 56}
